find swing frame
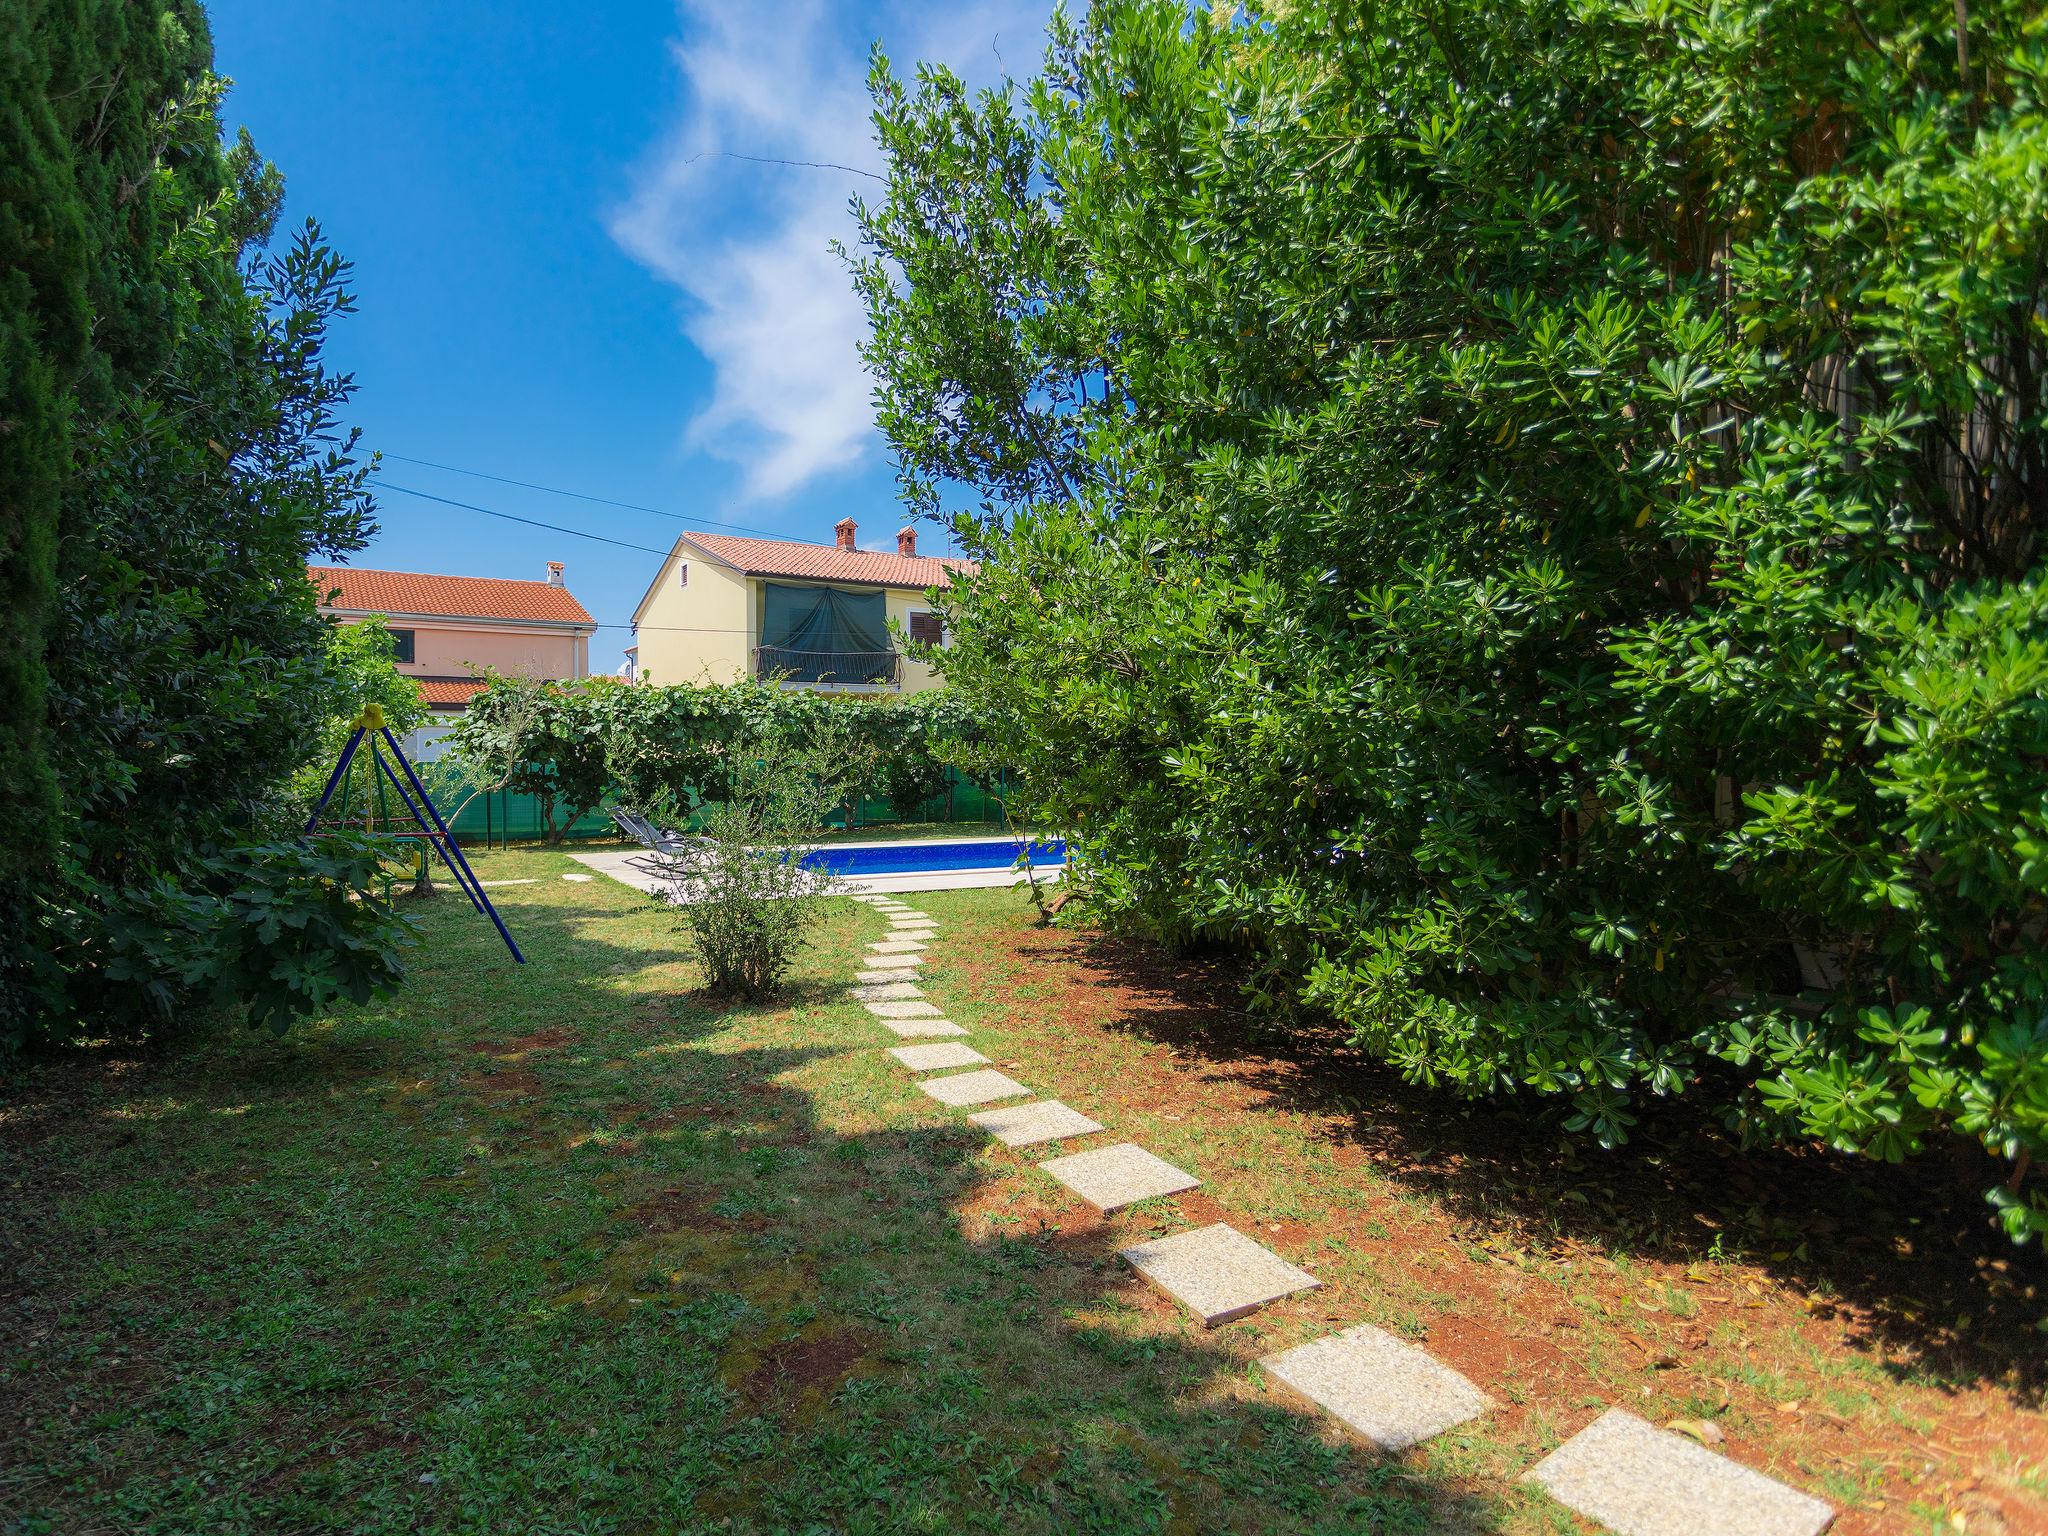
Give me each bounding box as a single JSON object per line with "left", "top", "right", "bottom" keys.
{"left": 303, "top": 705, "right": 525, "bottom": 963}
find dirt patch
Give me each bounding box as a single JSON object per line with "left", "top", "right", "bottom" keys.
{"left": 737, "top": 1326, "right": 878, "bottom": 1407}
{"left": 1171, "top": 1190, "right": 1319, "bottom": 1256}
{"left": 472, "top": 1026, "right": 573, "bottom": 1057}
{"left": 1420, "top": 1312, "right": 1577, "bottom": 1430}
{"left": 623, "top": 1186, "right": 764, "bottom": 1236}
{"left": 465, "top": 1066, "right": 544, "bottom": 1102}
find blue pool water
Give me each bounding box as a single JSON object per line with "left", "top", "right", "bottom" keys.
{"left": 802, "top": 838, "right": 1066, "bottom": 877}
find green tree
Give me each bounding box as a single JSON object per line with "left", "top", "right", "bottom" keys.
{"left": 298, "top": 615, "right": 430, "bottom": 795}
{"left": 448, "top": 676, "right": 617, "bottom": 845}
{"left": 2, "top": 1, "right": 398, "bottom": 1043}
{"left": 851, "top": 0, "right": 2048, "bottom": 1237}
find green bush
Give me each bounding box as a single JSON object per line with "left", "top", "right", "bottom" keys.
{"left": 671, "top": 744, "right": 843, "bottom": 1000}
{"left": 99, "top": 836, "right": 414, "bottom": 1036}
{"left": 850, "top": 0, "right": 2048, "bottom": 1236}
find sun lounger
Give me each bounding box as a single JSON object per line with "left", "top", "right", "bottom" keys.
{"left": 611, "top": 808, "right": 712, "bottom": 869}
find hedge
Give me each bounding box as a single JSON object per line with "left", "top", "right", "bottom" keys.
{"left": 849, "top": 0, "right": 2048, "bottom": 1238}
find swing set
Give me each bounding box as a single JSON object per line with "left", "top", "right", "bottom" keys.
{"left": 303, "top": 704, "right": 525, "bottom": 963}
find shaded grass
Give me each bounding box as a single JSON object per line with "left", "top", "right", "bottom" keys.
{"left": 2, "top": 851, "right": 1496, "bottom": 1535}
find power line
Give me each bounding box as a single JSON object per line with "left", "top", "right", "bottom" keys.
{"left": 370, "top": 484, "right": 948, "bottom": 640}
{"left": 371, "top": 481, "right": 954, "bottom": 645}
{"left": 379, "top": 484, "right": 680, "bottom": 556}
{"left": 378, "top": 454, "right": 784, "bottom": 538}
{"left": 681, "top": 148, "right": 885, "bottom": 184}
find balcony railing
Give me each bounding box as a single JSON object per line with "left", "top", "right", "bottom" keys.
{"left": 752, "top": 645, "right": 901, "bottom": 686}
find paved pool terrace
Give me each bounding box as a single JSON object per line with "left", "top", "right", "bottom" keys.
{"left": 570, "top": 834, "right": 1066, "bottom": 898}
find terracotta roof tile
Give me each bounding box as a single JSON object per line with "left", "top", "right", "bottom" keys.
{"left": 309, "top": 565, "right": 595, "bottom": 625}
{"left": 682, "top": 532, "right": 974, "bottom": 589}
{"left": 415, "top": 676, "right": 489, "bottom": 707}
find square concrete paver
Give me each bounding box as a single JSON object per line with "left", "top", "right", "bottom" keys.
{"left": 968, "top": 1100, "right": 1106, "bottom": 1148}
{"left": 887, "top": 1042, "right": 989, "bottom": 1072}
{"left": 869, "top": 939, "right": 928, "bottom": 954}
{"left": 866, "top": 1000, "right": 942, "bottom": 1020}
{"left": 856, "top": 968, "right": 922, "bottom": 984}
{"left": 1525, "top": 1409, "right": 1833, "bottom": 1536}
{"left": 1039, "top": 1143, "right": 1200, "bottom": 1213}
{"left": 917, "top": 1069, "right": 1032, "bottom": 1107}
{"left": 890, "top": 924, "right": 938, "bottom": 936}
{"left": 879, "top": 1017, "right": 969, "bottom": 1038}
{"left": 1119, "top": 1223, "right": 1321, "bottom": 1327}
{"left": 850, "top": 980, "right": 924, "bottom": 1001}
{"left": 1260, "top": 1325, "right": 1488, "bottom": 1451}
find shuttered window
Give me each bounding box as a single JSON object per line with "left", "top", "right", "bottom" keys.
{"left": 908, "top": 611, "right": 943, "bottom": 645}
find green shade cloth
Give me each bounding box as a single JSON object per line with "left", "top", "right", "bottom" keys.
{"left": 758, "top": 582, "right": 893, "bottom": 682}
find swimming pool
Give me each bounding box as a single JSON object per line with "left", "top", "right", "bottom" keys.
{"left": 801, "top": 837, "right": 1066, "bottom": 877}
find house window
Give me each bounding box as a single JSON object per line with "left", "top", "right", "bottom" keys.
{"left": 388, "top": 627, "right": 416, "bottom": 664}
{"left": 677, "top": 560, "right": 689, "bottom": 588}
{"left": 908, "top": 611, "right": 944, "bottom": 646}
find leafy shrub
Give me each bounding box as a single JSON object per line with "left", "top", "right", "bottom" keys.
{"left": 671, "top": 745, "right": 841, "bottom": 1000}
{"left": 98, "top": 836, "right": 413, "bottom": 1036}
{"left": 850, "top": 0, "right": 2048, "bottom": 1236}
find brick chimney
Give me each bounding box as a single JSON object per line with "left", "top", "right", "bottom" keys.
{"left": 545, "top": 560, "right": 565, "bottom": 587}
{"left": 896, "top": 526, "right": 917, "bottom": 557}
{"left": 834, "top": 517, "right": 857, "bottom": 551}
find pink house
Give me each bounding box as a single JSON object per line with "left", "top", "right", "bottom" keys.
{"left": 309, "top": 562, "right": 598, "bottom": 759}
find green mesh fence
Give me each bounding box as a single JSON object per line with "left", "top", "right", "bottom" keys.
{"left": 419, "top": 764, "right": 1014, "bottom": 848}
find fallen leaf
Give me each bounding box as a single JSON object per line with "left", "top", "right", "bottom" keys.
{"left": 1666, "top": 1418, "right": 1725, "bottom": 1447}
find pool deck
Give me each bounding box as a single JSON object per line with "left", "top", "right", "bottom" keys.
{"left": 569, "top": 836, "right": 1065, "bottom": 899}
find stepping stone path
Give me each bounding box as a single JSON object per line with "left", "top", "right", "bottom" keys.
{"left": 1526, "top": 1410, "right": 1835, "bottom": 1536}
{"left": 888, "top": 1042, "right": 989, "bottom": 1072}
{"left": 917, "top": 1068, "right": 1032, "bottom": 1107}
{"left": 830, "top": 893, "right": 1836, "bottom": 1536}
{"left": 1119, "top": 1223, "right": 1321, "bottom": 1327}
{"left": 1039, "top": 1142, "right": 1200, "bottom": 1213}
{"left": 879, "top": 1018, "right": 969, "bottom": 1038}
{"left": 866, "top": 1000, "right": 943, "bottom": 1020}
{"left": 1260, "top": 1324, "right": 1488, "bottom": 1452}
{"left": 969, "top": 1100, "right": 1105, "bottom": 1148}
{"left": 850, "top": 980, "right": 924, "bottom": 1001}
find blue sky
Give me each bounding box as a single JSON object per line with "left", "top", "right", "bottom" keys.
{"left": 208, "top": 0, "right": 1048, "bottom": 671}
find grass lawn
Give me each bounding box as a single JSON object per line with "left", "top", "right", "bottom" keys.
{"left": 3, "top": 849, "right": 2042, "bottom": 1534}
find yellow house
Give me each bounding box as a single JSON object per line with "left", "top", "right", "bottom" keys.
{"left": 628, "top": 519, "right": 972, "bottom": 693}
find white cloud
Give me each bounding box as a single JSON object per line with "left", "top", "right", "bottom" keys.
{"left": 613, "top": 0, "right": 1050, "bottom": 502}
